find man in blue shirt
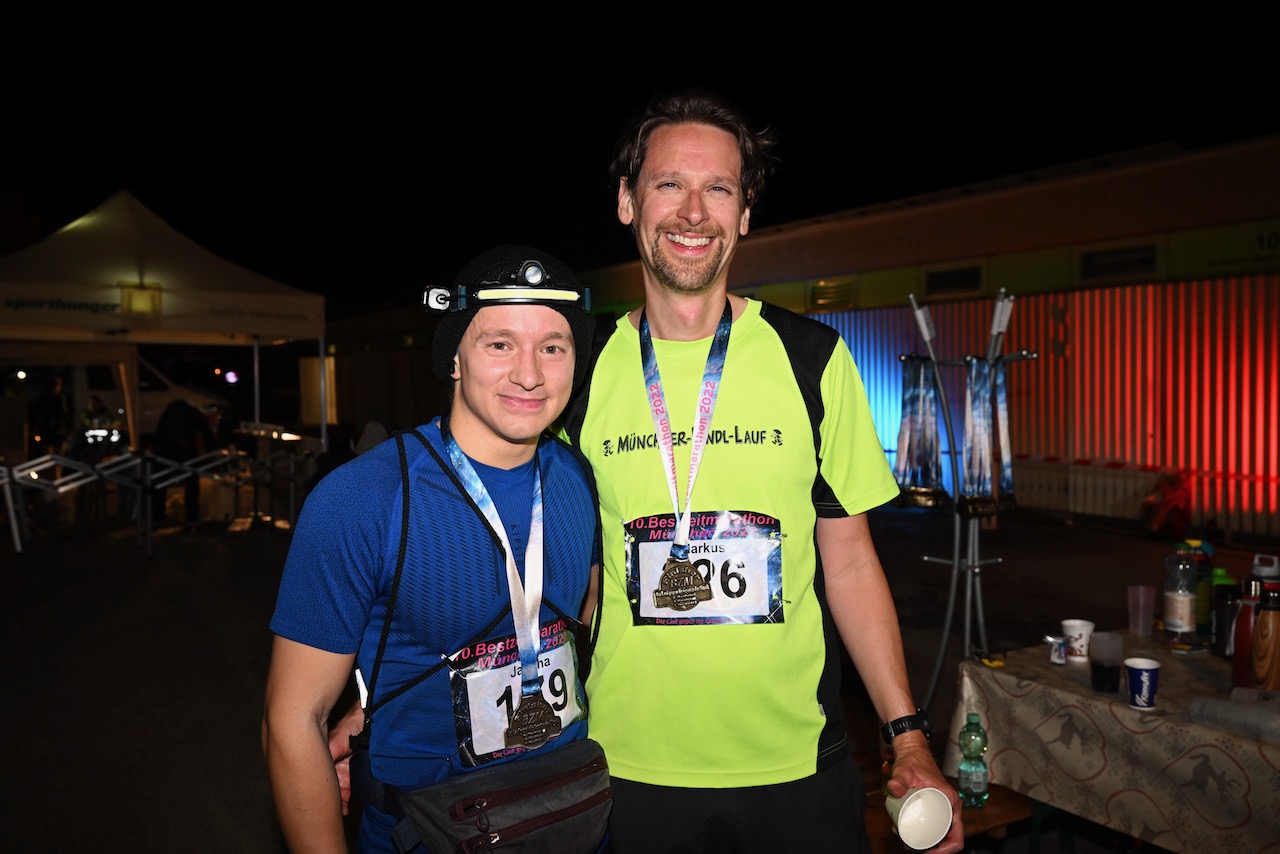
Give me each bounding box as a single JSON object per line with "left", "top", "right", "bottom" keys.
{"left": 262, "top": 245, "right": 601, "bottom": 853}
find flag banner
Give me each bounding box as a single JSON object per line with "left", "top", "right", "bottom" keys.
{"left": 893, "top": 355, "right": 948, "bottom": 508}
{"left": 960, "top": 358, "right": 998, "bottom": 517}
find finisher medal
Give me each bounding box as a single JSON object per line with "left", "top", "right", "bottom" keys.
{"left": 504, "top": 694, "right": 562, "bottom": 749}
{"left": 653, "top": 557, "right": 714, "bottom": 611}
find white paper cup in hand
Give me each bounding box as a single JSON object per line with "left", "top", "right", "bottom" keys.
{"left": 884, "top": 786, "right": 952, "bottom": 850}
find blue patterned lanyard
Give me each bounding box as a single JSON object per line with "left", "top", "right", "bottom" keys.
{"left": 639, "top": 299, "right": 733, "bottom": 561}
{"left": 443, "top": 427, "right": 546, "bottom": 702}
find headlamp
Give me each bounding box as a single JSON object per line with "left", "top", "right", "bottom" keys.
{"left": 424, "top": 258, "right": 590, "bottom": 315}
{"left": 518, "top": 260, "right": 545, "bottom": 285}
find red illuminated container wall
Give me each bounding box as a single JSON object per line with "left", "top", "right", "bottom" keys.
{"left": 823, "top": 275, "right": 1280, "bottom": 540}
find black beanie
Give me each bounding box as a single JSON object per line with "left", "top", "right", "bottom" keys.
{"left": 426, "top": 245, "right": 595, "bottom": 389}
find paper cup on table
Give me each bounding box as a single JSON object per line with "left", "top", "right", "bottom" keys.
{"left": 884, "top": 786, "right": 952, "bottom": 850}
{"left": 1125, "top": 657, "right": 1161, "bottom": 709}
{"left": 1062, "top": 619, "right": 1095, "bottom": 663}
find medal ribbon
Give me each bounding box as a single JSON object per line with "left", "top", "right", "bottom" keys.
{"left": 639, "top": 299, "right": 733, "bottom": 561}
{"left": 443, "top": 428, "right": 546, "bottom": 701}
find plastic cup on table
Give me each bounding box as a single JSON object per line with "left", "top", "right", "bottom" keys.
{"left": 1128, "top": 585, "right": 1156, "bottom": 637}
{"left": 1089, "top": 631, "right": 1124, "bottom": 693}
{"left": 883, "top": 786, "right": 953, "bottom": 850}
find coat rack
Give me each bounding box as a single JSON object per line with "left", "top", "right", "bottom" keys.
{"left": 901, "top": 290, "right": 1037, "bottom": 713}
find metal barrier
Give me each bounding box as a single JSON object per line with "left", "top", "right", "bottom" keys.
{"left": 2, "top": 444, "right": 313, "bottom": 556}
{"left": 1, "top": 464, "right": 23, "bottom": 552}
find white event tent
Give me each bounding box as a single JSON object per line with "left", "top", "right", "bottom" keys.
{"left": 0, "top": 190, "right": 327, "bottom": 448}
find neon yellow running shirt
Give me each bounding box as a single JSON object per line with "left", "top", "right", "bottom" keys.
{"left": 563, "top": 300, "right": 899, "bottom": 787}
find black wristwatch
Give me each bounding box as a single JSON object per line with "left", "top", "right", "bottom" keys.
{"left": 881, "top": 709, "right": 931, "bottom": 745}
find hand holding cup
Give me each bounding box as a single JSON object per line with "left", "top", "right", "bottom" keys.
{"left": 884, "top": 786, "right": 953, "bottom": 850}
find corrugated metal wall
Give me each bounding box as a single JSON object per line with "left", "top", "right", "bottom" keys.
{"left": 819, "top": 275, "right": 1279, "bottom": 539}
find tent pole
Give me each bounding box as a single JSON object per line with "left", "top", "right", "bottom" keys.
{"left": 318, "top": 335, "right": 328, "bottom": 452}
{"left": 252, "top": 337, "right": 261, "bottom": 426}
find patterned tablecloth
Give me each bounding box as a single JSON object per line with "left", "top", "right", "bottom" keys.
{"left": 942, "top": 635, "right": 1280, "bottom": 853}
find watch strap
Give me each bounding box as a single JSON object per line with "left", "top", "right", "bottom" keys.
{"left": 881, "top": 709, "right": 931, "bottom": 745}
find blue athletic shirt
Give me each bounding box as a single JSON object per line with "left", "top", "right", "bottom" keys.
{"left": 270, "top": 419, "right": 601, "bottom": 795}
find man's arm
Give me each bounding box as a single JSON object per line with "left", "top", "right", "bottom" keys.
{"left": 816, "top": 513, "right": 965, "bottom": 854}
{"left": 328, "top": 699, "right": 364, "bottom": 817}
{"left": 262, "top": 635, "right": 357, "bottom": 853}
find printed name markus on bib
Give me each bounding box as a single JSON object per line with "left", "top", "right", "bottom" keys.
{"left": 624, "top": 508, "right": 783, "bottom": 625}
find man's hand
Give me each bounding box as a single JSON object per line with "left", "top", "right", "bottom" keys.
{"left": 327, "top": 700, "right": 364, "bottom": 816}
{"left": 883, "top": 735, "right": 965, "bottom": 854}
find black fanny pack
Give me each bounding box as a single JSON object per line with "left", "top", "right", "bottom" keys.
{"left": 376, "top": 737, "right": 611, "bottom": 853}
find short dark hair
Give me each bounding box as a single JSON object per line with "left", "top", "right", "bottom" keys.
{"left": 609, "top": 90, "right": 778, "bottom": 209}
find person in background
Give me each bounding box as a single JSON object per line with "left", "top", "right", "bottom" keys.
{"left": 29, "top": 373, "right": 72, "bottom": 457}
{"left": 153, "top": 397, "right": 217, "bottom": 529}
{"left": 67, "top": 394, "right": 116, "bottom": 464}
{"left": 352, "top": 420, "right": 388, "bottom": 456}
{"left": 303, "top": 421, "right": 390, "bottom": 503}
{"left": 64, "top": 394, "right": 119, "bottom": 527}
{"left": 556, "top": 90, "right": 964, "bottom": 853}
{"left": 263, "top": 245, "right": 602, "bottom": 853}
{"left": 0, "top": 373, "right": 29, "bottom": 468}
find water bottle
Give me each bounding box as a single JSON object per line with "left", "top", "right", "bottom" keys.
{"left": 957, "top": 712, "right": 989, "bottom": 808}
{"left": 1163, "top": 549, "right": 1197, "bottom": 645}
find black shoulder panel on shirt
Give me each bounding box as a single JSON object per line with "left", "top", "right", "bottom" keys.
{"left": 756, "top": 301, "right": 841, "bottom": 457}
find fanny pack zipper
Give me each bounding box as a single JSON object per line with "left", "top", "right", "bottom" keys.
{"left": 450, "top": 753, "right": 607, "bottom": 821}
{"left": 459, "top": 786, "right": 613, "bottom": 853}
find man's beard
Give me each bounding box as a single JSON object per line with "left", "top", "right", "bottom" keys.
{"left": 646, "top": 231, "right": 727, "bottom": 295}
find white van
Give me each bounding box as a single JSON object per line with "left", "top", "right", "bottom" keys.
{"left": 2, "top": 353, "right": 231, "bottom": 461}
{"left": 3, "top": 348, "right": 234, "bottom": 463}
{"left": 81, "top": 354, "right": 230, "bottom": 444}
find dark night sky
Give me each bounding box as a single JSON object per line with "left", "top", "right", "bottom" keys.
{"left": 4, "top": 46, "right": 1276, "bottom": 323}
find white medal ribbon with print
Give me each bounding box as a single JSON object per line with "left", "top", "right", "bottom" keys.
{"left": 639, "top": 299, "right": 733, "bottom": 611}
{"left": 443, "top": 430, "right": 561, "bottom": 749}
